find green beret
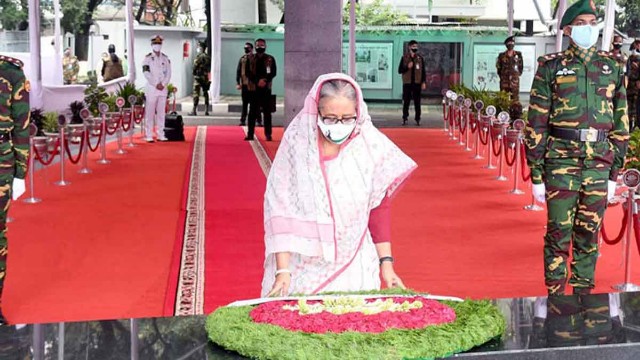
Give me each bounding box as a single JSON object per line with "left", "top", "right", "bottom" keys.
{"left": 504, "top": 36, "right": 515, "bottom": 45}
{"left": 560, "top": 0, "right": 597, "bottom": 29}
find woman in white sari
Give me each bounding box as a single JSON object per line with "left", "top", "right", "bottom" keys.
{"left": 261, "top": 73, "right": 417, "bottom": 297}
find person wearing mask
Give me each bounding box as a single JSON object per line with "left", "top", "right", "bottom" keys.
{"left": 62, "top": 48, "right": 79, "bottom": 85}
{"left": 101, "top": 44, "right": 124, "bottom": 82}
{"left": 627, "top": 39, "right": 640, "bottom": 129}
{"left": 397, "top": 40, "right": 426, "bottom": 126}
{"left": 142, "top": 35, "right": 172, "bottom": 142}
{"left": 261, "top": 73, "right": 416, "bottom": 297}
{"left": 496, "top": 36, "right": 524, "bottom": 118}
{"left": 246, "top": 38, "right": 276, "bottom": 141}
{"left": 189, "top": 41, "right": 211, "bottom": 116}
{"left": 524, "top": 0, "right": 629, "bottom": 296}
{"left": 236, "top": 42, "right": 255, "bottom": 126}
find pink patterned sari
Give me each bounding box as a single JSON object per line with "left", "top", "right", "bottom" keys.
{"left": 260, "top": 73, "right": 417, "bottom": 297}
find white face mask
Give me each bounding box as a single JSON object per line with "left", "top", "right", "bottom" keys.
{"left": 152, "top": 44, "right": 162, "bottom": 53}
{"left": 570, "top": 25, "right": 600, "bottom": 50}
{"left": 317, "top": 116, "right": 356, "bottom": 145}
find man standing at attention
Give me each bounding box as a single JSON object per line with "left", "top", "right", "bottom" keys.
{"left": 142, "top": 35, "right": 172, "bottom": 142}
{"left": 524, "top": 0, "right": 629, "bottom": 296}
{"left": 62, "top": 48, "right": 79, "bottom": 85}
{"left": 236, "top": 42, "right": 255, "bottom": 126}
{"left": 246, "top": 38, "right": 276, "bottom": 141}
{"left": 496, "top": 36, "right": 524, "bottom": 117}
{"left": 189, "top": 41, "right": 211, "bottom": 116}
{"left": 397, "top": 40, "right": 426, "bottom": 126}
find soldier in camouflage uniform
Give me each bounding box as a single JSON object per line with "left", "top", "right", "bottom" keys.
{"left": 610, "top": 35, "right": 628, "bottom": 74}
{"left": 627, "top": 39, "right": 640, "bottom": 129}
{"left": 0, "top": 55, "right": 31, "bottom": 323}
{"left": 496, "top": 36, "right": 524, "bottom": 105}
{"left": 62, "top": 48, "right": 79, "bottom": 85}
{"left": 189, "top": 42, "right": 211, "bottom": 116}
{"left": 524, "top": 0, "right": 629, "bottom": 296}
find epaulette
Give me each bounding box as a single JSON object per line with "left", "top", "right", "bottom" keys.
{"left": 145, "top": 52, "right": 153, "bottom": 57}
{"left": 597, "top": 50, "right": 612, "bottom": 58}
{"left": 0, "top": 55, "right": 23, "bottom": 68}
{"left": 538, "top": 52, "right": 565, "bottom": 63}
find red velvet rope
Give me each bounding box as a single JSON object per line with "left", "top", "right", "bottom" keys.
{"left": 504, "top": 144, "right": 517, "bottom": 167}
{"left": 479, "top": 127, "right": 489, "bottom": 145}
{"left": 449, "top": 108, "right": 454, "bottom": 127}
{"left": 601, "top": 206, "right": 628, "bottom": 245}
{"left": 33, "top": 139, "right": 59, "bottom": 166}
{"left": 455, "top": 108, "right": 462, "bottom": 127}
{"left": 105, "top": 117, "right": 120, "bottom": 136}
{"left": 470, "top": 114, "right": 478, "bottom": 134}
{"left": 491, "top": 132, "right": 503, "bottom": 157}
{"left": 442, "top": 103, "right": 448, "bottom": 122}
{"left": 634, "top": 214, "right": 640, "bottom": 256}
{"left": 133, "top": 107, "right": 144, "bottom": 124}
{"left": 86, "top": 127, "right": 102, "bottom": 152}
{"left": 64, "top": 133, "right": 85, "bottom": 165}
{"left": 121, "top": 112, "right": 133, "bottom": 132}
{"left": 520, "top": 143, "right": 531, "bottom": 182}
{"left": 459, "top": 111, "right": 468, "bottom": 135}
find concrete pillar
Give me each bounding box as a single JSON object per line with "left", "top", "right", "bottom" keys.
{"left": 284, "top": 0, "right": 343, "bottom": 127}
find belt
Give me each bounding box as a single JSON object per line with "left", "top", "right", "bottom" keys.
{"left": 549, "top": 126, "right": 609, "bottom": 142}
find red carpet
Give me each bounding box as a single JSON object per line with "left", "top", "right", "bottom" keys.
{"left": 255, "top": 128, "right": 637, "bottom": 299}
{"left": 202, "top": 127, "right": 266, "bottom": 312}
{"left": 4, "top": 129, "right": 196, "bottom": 324}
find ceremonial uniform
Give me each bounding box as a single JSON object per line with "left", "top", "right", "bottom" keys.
{"left": 191, "top": 47, "right": 211, "bottom": 116}
{"left": 525, "top": 44, "right": 629, "bottom": 295}
{"left": 398, "top": 52, "right": 426, "bottom": 125}
{"left": 142, "top": 36, "right": 172, "bottom": 142}
{"left": 496, "top": 43, "right": 524, "bottom": 103}
{"left": 101, "top": 58, "right": 124, "bottom": 82}
{"left": 0, "top": 55, "right": 30, "bottom": 322}
{"left": 247, "top": 51, "right": 276, "bottom": 140}
{"left": 62, "top": 54, "right": 79, "bottom": 85}
{"left": 236, "top": 53, "right": 255, "bottom": 125}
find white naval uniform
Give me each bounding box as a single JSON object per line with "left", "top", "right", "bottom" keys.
{"left": 142, "top": 51, "right": 172, "bottom": 140}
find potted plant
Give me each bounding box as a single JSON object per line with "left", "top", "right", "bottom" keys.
{"left": 116, "top": 82, "right": 143, "bottom": 108}
{"left": 30, "top": 108, "right": 46, "bottom": 136}
{"left": 84, "top": 79, "right": 109, "bottom": 116}
{"left": 69, "top": 101, "right": 85, "bottom": 124}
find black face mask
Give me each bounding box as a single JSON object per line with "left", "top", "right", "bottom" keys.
{"left": 506, "top": 44, "right": 515, "bottom": 50}
{"left": 244, "top": 48, "right": 252, "bottom": 54}
{"left": 255, "top": 47, "right": 266, "bottom": 54}
{"left": 410, "top": 48, "right": 418, "bottom": 53}
{"left": 614, "top": 44, "right": 623, "bottom": 49}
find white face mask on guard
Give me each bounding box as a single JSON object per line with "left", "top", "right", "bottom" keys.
{"left": 570, "top": 25, "right": 600, "bottom": 50}
{"left": 152, "top": 44, "right": 162, "bottom": 53}
{"left": 317, "top": 116, "right": 357, "bottom": 145}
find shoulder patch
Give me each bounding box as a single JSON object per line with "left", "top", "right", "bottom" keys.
{"left": 537, "top": 52, "right": 564, "bottom": 65}
{"left": 597, "top": 50, "right": 612, "bottom": 58}
{"left": 145, "top": 53, "right": 153, "bottom": 57}
{"left": 0, "top": 55, "right": 23, "bottom": 69}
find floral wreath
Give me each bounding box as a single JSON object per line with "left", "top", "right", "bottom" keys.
{"left": 206, "top": 289, "right": 505, "bottom": 359}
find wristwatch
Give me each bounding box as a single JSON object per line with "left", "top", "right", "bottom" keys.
{"left": 379, "top": 256, "right": 394, "bottom": 266}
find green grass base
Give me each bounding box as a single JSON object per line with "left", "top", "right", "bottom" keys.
{"left": 206, "top": 289, "right": 505, "bottom": 360}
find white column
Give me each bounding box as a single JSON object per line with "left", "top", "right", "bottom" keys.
{"left": 348, "top": 0, "right": 356, "bottom": 79}
{"left": 507, "top": 0, "right": 514, "bottom": 36}
{"left": 601, "top": 0, "right": 616, "bottom": 52}
{"left": 52, "top": 0, "right": 63, "bottom": 85}
{"left": 126, "top": 0, "right": 136, "bottom": 83}
{"left": 28, "top": 0, "right": 43, "bottom": 108}
{"left": 555, "top": 0, "right": 568, "bottom": 52}
{"left": 210, "top": 0, "right": 221, "bottom": 103}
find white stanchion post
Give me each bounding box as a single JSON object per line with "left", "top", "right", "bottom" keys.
{"left": 54, "top": 116, "right": 70, "bottom": 186}
{"left": 510, "top": 120, "right": 526, "bottom": 195}
{"left": 457, "top": 103, "right": 464, "bottom": 146}
{"left": 97, "top": 103, "right": 111, "bottom": 165}
{"left": 24, "top": 124, "right": 42, "bottom": 204}
{"left": 78, "top": 122, "right": 92, "bottom": 174}
{"left": 464, "top": 101, "right": 472, "bottom": 152}
{"left": 613, "top": 170, "right": 640, "bottom": 291}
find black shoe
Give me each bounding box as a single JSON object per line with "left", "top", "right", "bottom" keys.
{"left": 188, "top": 111, "right": 197, "bottom": 116}
{"left": 244, "top": 136, "right": 254, "bottom": 141}
{"left": 266, "top": 136, "right": 272, "bottom": 141}
{"left": 205, "top": 112, "right": 210, "bottom": 116}
{"left": 239, "top": 122, "right": 246, "bottom": 126}
{"left": 402, "top": 119, "right": 408, "bottom": 126}
{"left": 415, "top": 119, "right": 421, "bottom": 126}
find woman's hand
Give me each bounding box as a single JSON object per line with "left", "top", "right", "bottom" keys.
{"left": 380, "top": 263, "right": 405, "bottom": 289}
{"left": 267, "top": 273, "right": 291, "bottom": 297}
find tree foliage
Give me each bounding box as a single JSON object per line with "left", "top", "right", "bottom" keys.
{"left": 342, "top": 0, "right": 412, "bottom": 26}
{"left": 60, "top": 0, "right": 89, "bottom": 34}
{"left": 552, "top": 0, "right": 640, "bottom": 36}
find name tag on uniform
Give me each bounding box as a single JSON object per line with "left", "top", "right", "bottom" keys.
{"left": 266, "top": 66, "right": 271, "bottom": 74}
{"left": 556, "top": 75, "right": 577, "bottom": 84}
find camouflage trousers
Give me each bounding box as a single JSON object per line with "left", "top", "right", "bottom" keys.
{"left": 192, "top": 77, "right": 211, "bottom": 106}
{"left": 544, "top": 160, "right": 609, "bottom": 295}
{"left": 543, "top": 294, "right": 621, "bottom": 347}
{"left": 0, "top": 169, "right": 13, "bottom": 315}
{"left": 500, "top": 79, "right": 520, "bottom": 104}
